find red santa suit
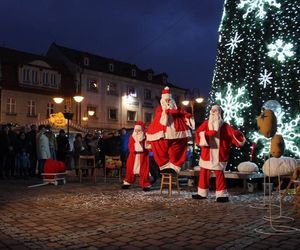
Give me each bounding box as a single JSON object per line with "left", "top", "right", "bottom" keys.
{"left": 194, "top": 105, "right": 245, "bottom": 201}
{"left": 123, "top": 121, "right": 151, "bottom": 189}
{"left": 147, "top": 87, "right": 194, "bottom": 173}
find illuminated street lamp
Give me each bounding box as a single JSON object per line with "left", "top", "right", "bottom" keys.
{"left": 88, "top": 110, "right": 95, "bottom": 116}
{"left": 53, "top": 95, "right": 84, "bottom": 137}
{"left": 182, "top": 89, "right": 205, "bottom": 167}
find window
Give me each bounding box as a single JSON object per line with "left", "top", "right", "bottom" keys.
{"left": 22, "top": 68, "right": 30, "bottom": 82}
{"left": 132, "top": 69, "right": 136, "bottom": 77}
{"left": 127, "top": 111, "right": 137, "bottom": 122}
{"left": 84, "top": 57, "right": 89, "bottom": 66}
{"left": 87, "top": 79, "right": 98, "bottom": 92}
{"left": 42, "top": 72, "right": 49, "bottom": 86}
{"left": 106, "top": 82, "right": 118, "bottom": 95}
{"left": 127, "top": 86, "right": 137, "bottom": 97}
{"left": 144, "top": 89, "right": 152, "bottom": 100}
{"left": 6, "top": 98, "right": 16, "bottom": 114}
{"left": 27, "top": 100, "right": 36, "bottom": 116}
{"left": 50, "top": 73, "right": 57, "bottom": 87}
{"left": 32, "top": 70, "right": 38, "bottom": 84}
{"left": 108, "top": 108, "right": 118, "bottom": 120}
{"left": 109, "top": 63, "right": 114, "bottom": 72}
{"left": 144, "top": 112, "right": 152, "bottom": 123}
{"left": 47, "top": 102, "right": 54, "bottom": 117}
{"left": 148, "top": 72, "right": 153, "bottom": 81}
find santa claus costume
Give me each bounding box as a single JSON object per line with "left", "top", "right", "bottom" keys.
{"left": 192, "top": 105, "right": 246, "bottom": 202}
{"left": 147, "top": 87, "right": 194, "bottom": 173}
{"left": 122, "top": 121, "right": 151, "bottom": 191}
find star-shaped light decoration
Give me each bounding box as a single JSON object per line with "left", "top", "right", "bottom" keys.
{"left": 225, "top": 32, "right": 244, "bottom": 54}
{"left": 238, "top": 0, "right": 281, "bottom": 19}
{"left": 267, "top": 39, "right": 294, "bottom": 62}
{"left": 258, "top": 69, "right": 273, "bottom": 88}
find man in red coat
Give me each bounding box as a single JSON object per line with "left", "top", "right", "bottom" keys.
{"left": 147, "top": 87, "right": 194, "bottom": 173}
{"left": 122, "top": 121, "right": 151, "bottom": 191}
{"left": 192, "top": 105, "right": 246, "bottom": 202}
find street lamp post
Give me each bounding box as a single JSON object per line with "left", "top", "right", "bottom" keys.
{"left": 63, "top": 112, "right": 74, "bottom": 138}
{"left": 53, "top": 95, "right": 84, "bottom": 137}
{"left": 182, "top": 89, "right": 204, "bottom": 168}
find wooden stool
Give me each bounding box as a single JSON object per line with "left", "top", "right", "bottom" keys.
{"left": 78, "top": 155, "right": 96, "bottom": 183}
{"left": 160, "top": 173, "right": 180, "bottom": 196}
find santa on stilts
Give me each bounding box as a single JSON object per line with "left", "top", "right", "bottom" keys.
{"left": 192, "top": 105, "right": 246, "bottom": 202}
{"left": 122, "top": 121, "right": 151, "bottom": 191}
{"left": 147, "top": 86, "right": 194, "bottom": 173}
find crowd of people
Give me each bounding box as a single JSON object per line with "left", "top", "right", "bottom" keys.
{"left": 0, "top": 123, "right": 148, "bottom": 180}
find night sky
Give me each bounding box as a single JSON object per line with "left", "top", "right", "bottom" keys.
{"left": 0, "top": 0, "right": 224, "bottom": 97}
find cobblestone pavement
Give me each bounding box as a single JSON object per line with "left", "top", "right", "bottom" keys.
{"left": 0, "top": 176, "right": 300, "bottom": 250}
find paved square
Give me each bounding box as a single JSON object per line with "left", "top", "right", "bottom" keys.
{"left": 0, "top": 177, "right": 300, "bottom": 249}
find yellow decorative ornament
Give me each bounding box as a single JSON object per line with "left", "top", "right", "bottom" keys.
{"left": 48, "top": 112, "right": 67, "bottom": 127}
{"left": 256, "top": 109, "right": 277, "bottom": 138}
{"left": 271, "top": 134, "right": 285, "bottom": 158}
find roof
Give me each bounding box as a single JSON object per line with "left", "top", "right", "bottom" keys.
{"left": 50, "top": 43, "right": 186, "bottom": 91}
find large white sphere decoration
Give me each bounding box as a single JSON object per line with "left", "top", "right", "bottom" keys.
{"left": 237, "top": 161, "right": 259, "bottom": 173}
{"left": 262, "top": 100, "right": 282, "bottom": 116}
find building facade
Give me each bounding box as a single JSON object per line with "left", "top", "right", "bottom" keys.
{"left": 0, "top": 44, "right": 186, "bottom": 131}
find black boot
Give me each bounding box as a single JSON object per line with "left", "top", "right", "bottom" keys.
{"left": 216, "top": 197, "right": 229, "bottom": 203}
{"left": 192, "top": 194, "right": 207, "bottom": 200}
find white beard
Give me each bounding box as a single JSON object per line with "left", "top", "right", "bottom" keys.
{"left": 132, "top": 131, "right": 144, "bottom": 142}
{"left": 160, "top": 98, "right": 177, "bottom": 111}
{"left": 208, "top": 113, "right": 224, "bottom": 131}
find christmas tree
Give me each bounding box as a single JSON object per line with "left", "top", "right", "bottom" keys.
{"left": 210, "top": 0, "right": 300, "bottom": 170}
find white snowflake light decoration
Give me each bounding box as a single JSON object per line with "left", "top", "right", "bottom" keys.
{"left": 250, "top": 112, "right": 300, "bottom": 158}
{"left": 258, "top": 69, "right": 273, "bottom": 88}
{"left": 238, "top": 0, "right": 281, "bottom": 19}
{"left": 225, "top": 32, "right": 244, "bottom": 54}
{"left": 267, "top": 39, "right": 295, "bottom": 62}
{"left": 215, "top": 82, "right": 251, "bottom": 126}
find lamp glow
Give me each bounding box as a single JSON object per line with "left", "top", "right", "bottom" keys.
{"left": 182, "top": 100, "right": 189, "bottom": 106}
{"left": 88, "top": 110, "right": 95, "bottom": 116}
{"left": 73, "top": 95, "right": 84, "bottom": 103}
{"left": 53, "top": 97, "right": 64, "bottom": 104}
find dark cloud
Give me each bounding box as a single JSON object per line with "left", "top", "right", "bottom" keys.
{"left": 0, "top": 0, "right": 224, "bottom": 96}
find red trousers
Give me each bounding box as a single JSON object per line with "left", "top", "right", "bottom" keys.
{"left": 197, "top": 167, "right": 227, "bottom": 198}
{"left": 150, "top": 138, "right": 187, "bottom": 169}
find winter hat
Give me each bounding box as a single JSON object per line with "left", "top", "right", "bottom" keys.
{"left": 134, "top": 121, "right": 146, "bottom": 133}
{"left": 161, "top": 86, "right": 171, "bottom": 99}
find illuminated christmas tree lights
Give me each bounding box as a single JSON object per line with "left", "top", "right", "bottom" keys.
{"left": 210, "top": 0, "right": 300, "bottom": 170}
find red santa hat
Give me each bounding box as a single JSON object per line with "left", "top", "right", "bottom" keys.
{"left": 134, "top": 121, "right": 146, "bottom": 133}
{"left": 161, "top": 86, "right": 171, "bottom": 99}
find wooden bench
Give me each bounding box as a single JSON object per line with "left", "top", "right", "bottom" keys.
{"left": 179, "top": 170, "right": 264, "bottom": 192}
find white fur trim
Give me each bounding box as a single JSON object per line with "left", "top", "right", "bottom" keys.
{"left": 160, "top": 110, "right": 168, "bottom": 126}
{"left": 134, "top": 142, "right": 143, "bottom": 152}
{"left": 133, "top": 154, "right": 140, "bottom": 175}
{"left": 215, "top": 189, "right": 228, "bottom": 198}
{"left": 160, "top": 162, "right": 181, "bottom": 174}
{"left": 199, "top": 131, "right": 209, "bottom": 146}
{"left": 165, "top": 128, "right": 191, "bottom": 139}
{"left": 146, "top": 131, "right": 165, "bottom": 141}
{"left": 169, "top": 162, "right": 181, "bottom": 173}
{"left": 200, "top": 159, "right": 227, "bottom": 170}
{"left": 123, "top": 180, "right": 131, "bottom": 185}
{"left": 209, "top": 130, "right": 220, "bottom": 167}
{"left": 198, "top": 187, "right": 208, "bottom": 197}
{"left": 160, "top": 162, "right": 170, "bottom": 170}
